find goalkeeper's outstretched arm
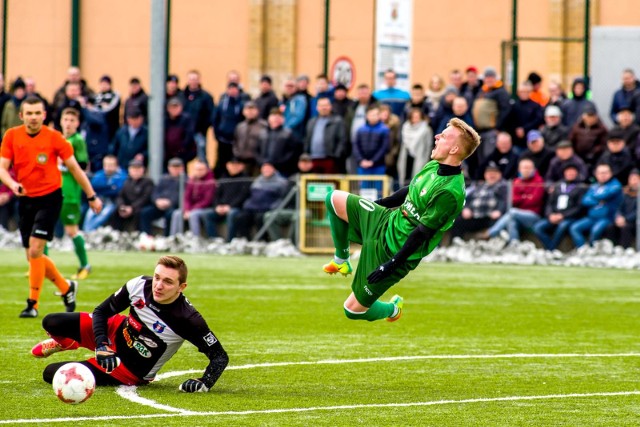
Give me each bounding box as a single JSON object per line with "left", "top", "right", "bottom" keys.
{"left": 180, "top": 344, "right": 229, "bottom": 393}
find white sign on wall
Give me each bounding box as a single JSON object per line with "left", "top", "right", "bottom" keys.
{"left": 374, "top": 0, "right": 413, "bottom": 91}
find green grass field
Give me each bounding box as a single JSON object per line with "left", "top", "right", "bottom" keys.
{"left": 1, "top": 249, "right": 639, "bottom": 426}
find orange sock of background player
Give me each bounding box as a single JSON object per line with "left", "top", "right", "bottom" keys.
{"left": 43, "top": 255, "right": 69, "bottom": 294}
{"left": 28, "top": 256, "right": 46, "bottom": 308}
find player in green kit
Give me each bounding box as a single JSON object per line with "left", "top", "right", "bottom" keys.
{"left": 60, "top": 108, "right": 92, "bottom": 280}
{"left": 322, "top": 118, "right": 481, "bottom": 322}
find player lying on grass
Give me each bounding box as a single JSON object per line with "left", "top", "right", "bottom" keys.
{"left": 323, "top": 118, "right": 481, "bottom": 322}
{"left": 31, "top": 255, "right": 229, "bottom": 393}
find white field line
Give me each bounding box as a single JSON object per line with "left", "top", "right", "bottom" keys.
{"left": 157, "top": 352, "right": 640, "bottom": 379}
{"left": 2, "top": 391, "right": 640, "bottom": 424}
{"left": 3, "top": 353, "right": 639, "bottom": 424}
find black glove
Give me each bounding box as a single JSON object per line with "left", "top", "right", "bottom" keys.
{"left": 95, "top": 342, "right": 120, "bottom": 373}
{"left": 367, "top": 258, "right": 398, "bottom": 284}
{"left": 179, "top": 378, "right": 210, "bottom": 393}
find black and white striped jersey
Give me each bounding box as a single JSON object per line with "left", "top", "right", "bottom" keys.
{"left": 93, "top": 275, "right": 225, "bottom": 382}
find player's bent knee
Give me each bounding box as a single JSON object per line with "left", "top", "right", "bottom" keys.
{"left": 325, "top": 190, "right": 335, "bottom": 211}
{"left": 343, "top": 306, "right": 368, "bottom": 321}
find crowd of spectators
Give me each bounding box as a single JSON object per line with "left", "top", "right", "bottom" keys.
{"left": 0, "top": 65, "right": 640, "bottom": 250}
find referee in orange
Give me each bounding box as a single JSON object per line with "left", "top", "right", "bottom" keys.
{"left": 0, "top": 96, "right": 102, "bottom": 318}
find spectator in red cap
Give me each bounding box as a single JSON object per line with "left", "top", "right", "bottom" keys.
{"left": 460, "top": 66, "right": 483, "bottom": 107}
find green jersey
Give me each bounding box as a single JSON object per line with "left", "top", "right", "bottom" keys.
{"left": 385, "top": 160, "right": 466, "bottom": 261}
{"left": 61, "top": 132, "right": 88, "bottom": 204}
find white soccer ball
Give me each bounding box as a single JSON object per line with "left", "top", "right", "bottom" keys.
{"left": 52, "top": 362, "right": 96, "bottom": 404}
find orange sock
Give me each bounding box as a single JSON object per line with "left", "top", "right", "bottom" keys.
{"left": 43, "top": 255, "right": 69, "bottom": 294}
{"left": 28, "top": 257, "right": 46, "bottom": 308}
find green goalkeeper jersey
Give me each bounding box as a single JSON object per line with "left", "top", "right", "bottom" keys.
{"left": 385, "top": 160, "right": 466, "bottom": 261}
{"left": 61, "top": 132, "right": 88, "bottom": 204}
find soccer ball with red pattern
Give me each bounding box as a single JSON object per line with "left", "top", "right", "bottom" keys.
{"left": 52, "top": 362, "right": 96, "bottom": 404}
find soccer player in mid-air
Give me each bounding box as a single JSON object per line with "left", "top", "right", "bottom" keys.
{"left": 322, "top": 118, "right": 481, "bottom": 322}
{"left": 31, "top": 255, "right": 229, "bottom": 393}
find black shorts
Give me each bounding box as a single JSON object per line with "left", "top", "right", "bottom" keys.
{"left": 18, "top": 188, "right": 63, "bottom": 248}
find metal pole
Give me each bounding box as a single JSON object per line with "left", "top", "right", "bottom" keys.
{"left": 71, "top": 0, "right": 80, "bottom": 66}
{"left": 165, "top": 0, "right": 171, "bottom": 76}
{"left": 253, "top": 184, "right": 298, "bottom": 242}
{"left": 323, "top": 0, "right": 330, "bottom": 75}
{"left": 583, "top": 0, "right": 590, "bottom": 81}
{"left": 1, "top": 0, "right": 7, "bottom": 78}
{"left": 149, "top": 0, "right": 167, "bottom": 184}
{"left": 510, "top": 0, "right": 518, "bottom": 95}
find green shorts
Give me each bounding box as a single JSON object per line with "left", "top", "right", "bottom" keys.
{"left": 60, "top": 203, "right": 82, "bottom": 226}
{"left": 345, "top": 194, "right": 420, "bottom": 307}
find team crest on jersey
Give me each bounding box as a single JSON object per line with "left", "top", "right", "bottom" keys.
{"left": 203, "top": 332, "right": 218, "bottom": 346}
{"left": 36, "top": 153, "right": 48, "bottom": 164}
{"left": 152, "top": 321, "right": 166, "bottom": 333}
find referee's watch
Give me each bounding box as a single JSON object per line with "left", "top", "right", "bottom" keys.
{"left": 87, "top": 195, "right": 97, "bottom": 202}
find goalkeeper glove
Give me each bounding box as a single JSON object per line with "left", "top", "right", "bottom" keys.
{"left": 179, "top": 378, "right": 210, "bottom": 393}
{"left": 95, "top": 342, "right": 120, "bottom": 373}
{"left": 367, "top": 258, "right": 398, "bottom": 284}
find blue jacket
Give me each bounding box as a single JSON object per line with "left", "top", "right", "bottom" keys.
{"left": 353, "top": 121, "right": 390, "bottom": 166}
{"left": 90, "top": 167, "right": 127, "bottom": 201}
{"left": 581, "top": 178, "right": 623, "bottom": 221}
{"left": 110, "top": 125, "right": 149, "bottom": 170}
{"left": 373, "top": 87, "right": 411, "bottom": 118}
{"left": 284, "top": 93, "right": 308, "bottom": 141}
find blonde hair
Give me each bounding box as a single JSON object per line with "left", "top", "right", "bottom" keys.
{"left": 448, "top": 118, "right": 481, "bottom": 159}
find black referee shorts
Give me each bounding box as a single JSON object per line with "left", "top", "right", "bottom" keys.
{"left": 18, "top": 188, "right": 63, "bottom": 248}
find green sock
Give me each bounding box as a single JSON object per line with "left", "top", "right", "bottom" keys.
{"left": 325, "top": 192, "right": 350, "bottom": 259}
{"left": 72, "top": 235, "right": 88, "bottom": 268}
{"left": 344, "top": 300, "right": 395, "bottom": 322}
{"left": 43, "top": 244, "right": 49, "bottom": 256}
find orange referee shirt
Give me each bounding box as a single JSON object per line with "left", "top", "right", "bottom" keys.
{"left": 1, "top": 125, "right": 73, "bottom": 197}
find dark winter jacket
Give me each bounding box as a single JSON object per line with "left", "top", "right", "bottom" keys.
{"left": 183, "top": 86, "right": 215, "bottom": 135}
{"left": 215, "top": 170, "right": 252, "bottom": 209}
{"left": 151, "top": 174, "right": 182, "bottom": 208}
{"left": 544, "top": 180, "right": 586, "bottom": 218}
{"left": 242, "top": 173, "right": 289, "bottom": 212}
{"left": 260, "top": 126, "right": 300, "bottom": 177}
{"left": 255, "top": 90, "right": 280, "bottom": 121}
{"left": 303, "top": 115, "right": 348, "bottom": 159}
{"left": 212, "top": 94, "right": 244, "bottom": 144}
{"left": 117, "top": 177, "right": 154, "bottom": 214}
{"left": 353, "top": 121, "right": 390, "bottom": 166}
{"left": 234, "top": 118, "right": 268, "bottom": 161}
{"left": 111, "top": 124, "right": 149, "bottom": 170}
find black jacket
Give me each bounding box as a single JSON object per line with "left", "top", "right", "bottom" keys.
{"left": 303, "top": 115, "right": 348, "bottom": 159}
{"left": 544, "top": 180, "right": 587, "bottom": 218}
